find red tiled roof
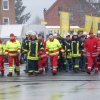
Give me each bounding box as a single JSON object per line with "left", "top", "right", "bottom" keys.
{"left": 44, "top": 0, "right": 97, "bottom": 27}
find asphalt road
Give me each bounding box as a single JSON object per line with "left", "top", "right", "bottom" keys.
{"left": 0, "top": 64, "right": 100, "bottom": 100}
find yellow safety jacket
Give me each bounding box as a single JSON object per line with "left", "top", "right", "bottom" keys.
{"left": 46, "top": 39, "right": 64, "bottom": 56}
{"left": 5, "top": 40, "right": 21, "bottom": 56}
{"left": 0, "top": 44, "right": 4, "bottom": 55}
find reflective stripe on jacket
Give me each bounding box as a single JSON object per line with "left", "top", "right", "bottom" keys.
{"left": 46, "top": 39, "right": 63, "bottom": 56}
{"left": 5, "top": 40, "right": 21, "bottom": 56}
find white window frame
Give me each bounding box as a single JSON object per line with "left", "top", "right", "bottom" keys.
{"left": 2, "top": 0, "right": 9, "bottom": 10}
{"left": 3, "top": 17, "right": 9, "bottom": 24}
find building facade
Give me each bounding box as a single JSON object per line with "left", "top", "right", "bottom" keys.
{"left": 44, "top": 0, "right": 97, "bottom": 27}
{"left": 0, "top": 0, "right": 16, "bottom": 25}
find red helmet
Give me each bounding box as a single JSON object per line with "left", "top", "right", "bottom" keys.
{"left": 10, "top": 33, "right": 14, "bottom": 37}
{"left": 89, "top": 31, "right": 93, "bottom": 35}
{"left": 0, "top": 39, "right": 2, "bottom": 43}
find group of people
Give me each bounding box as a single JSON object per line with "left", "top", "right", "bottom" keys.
{"left": 21, "top": 31, "right": 100, "bottom": 76}
{"left": 0, "top": 33, "right": 21, "bottom": 77}
{"left": 0, "top": 31, "right": 100, "bottom": 77}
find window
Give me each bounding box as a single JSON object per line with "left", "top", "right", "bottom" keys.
{"left": 87, "top": 0, "right": 99, "bottom": 3}
{"left": 2, "top": 0, "right": 9, "bottom": 10}
{"left": 3, "top": 17, "right": 9, "bottom": 24}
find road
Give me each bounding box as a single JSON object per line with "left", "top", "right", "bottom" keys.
{"left": 0, "top": 64, "right": 100, "bottom": 100}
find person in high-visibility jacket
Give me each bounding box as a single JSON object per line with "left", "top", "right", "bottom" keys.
{"left": 54, "top": 34, "right": 65, "bottom": 71}
{"left": 64, "top": 33, "right": 72, "bottom": 72}
{"left": 0, "top": 39, "right": 5, "bottom": 76}
{"left": 46, "top": 34, "right": 64, "bottom": 75}
{"left": 21, "top": 31, "right": 31, "bottom": 73}
{"left": 26, "top": 32, "right": 43, "bottom": 75}
{"left": 84, "top": 32, "right": 98, "bottom": 74}
{"left": 5, "top": 33, "right": 21, "bottom": 77}
{"left": 79, "top": 34, "right": 86, "bottom": 72}
{"left": 71, "top": 32, "right": 81, "bottom": 73}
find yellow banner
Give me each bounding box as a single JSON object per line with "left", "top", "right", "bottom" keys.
{"left": 41, "top": 21, "right": 47, "bottom": 25}
{"left": 93, "top": 17, "right": 100, "bottom": 34}
{"left": 84, "top": 15, "right": 93, "bottom": 33}
{"left": 60, "top": 12, "right": 70, "bottom": 37}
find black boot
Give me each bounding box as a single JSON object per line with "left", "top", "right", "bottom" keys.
{"left": 7, "top": 72, "right": 12, "bottom": 77}
{"left": 1, "top": 71, "right": 4, "bottom": 77}
{"left": 28, "top": 72, "right": 33, "bottom": 76}
{"left": 1, "top": 72, "right": 4, "bottom": 77}
{"left": 16, "top": 71, "right": 20, "bottom": 76}
{"left": 87, "top": 70, "right": 91, "bottom": 75}
{"left": 74, "top": 68, "right": 79, "bottom": 73}
{"left": 14, "top": 68, "right": 17, "bottom": 73}
{"left": 52, "top": 72, "right": 57, "bottom": 76}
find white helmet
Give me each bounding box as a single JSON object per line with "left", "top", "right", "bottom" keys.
{"left": 25, "top": 32, "right": 28, "bottom": 35}
{"left": 66, "top": 33, "right": 70, "bottom": 37}
{"left": 26, "top": 31, "right": 33, "bottom": 35}
{"left": 53, "top": 33, "right": 57, "bottom": 36}
{"left": 83, "top": 32, "right": 88, "bottom": 36}
{"left": 73, "top": 32, "right": 77, "bottom": 35}
{"left": 97, "top": 31, "right": 100, "bottom": 34}
{"left": 87, "top": 35, "right": 90, "bottom": 38}
{"left": 31, "top": 31, "right": 36, "bottom": 36}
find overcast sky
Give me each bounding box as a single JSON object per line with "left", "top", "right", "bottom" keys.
{"left": 22, "top": 0, "right": 56, "bottom": 23}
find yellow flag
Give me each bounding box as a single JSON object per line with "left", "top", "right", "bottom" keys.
{"left": 84, "top": 15, "right": 93, "bottom": 33}
{"left": 60, "top": 12, "right": 70, "bottom": 37}
{"left": 41, "top": 21, "right": 47, "bottom": 25}
{"left": 93, "top": 17, "right": 100, "bottom": 34}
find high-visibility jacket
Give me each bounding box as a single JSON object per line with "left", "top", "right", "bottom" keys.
{"left": 5, "top": 40, "right": 21, "bottom": 56}
{"left": 46, "top": 39, "right": 64, "bottom": 56}
{"left": 27, "top": 39, "right": 43, "bottom": 60}
{"left": 84, "top": 37, "right": 98, "bottom": 57}
{"left": 71, "top": 40, "right": 81, "bottom": 57}
{"left": 0, "top": 44, "right": 4, "bottom": 55}
{"left": 64, "top": 41, "right": 72, "bottom": 59}
{"left": 80, "top": 40, "right": 85, "bottom": 56}
{"left": 22, "top": 38, "right": 30, "bottom": 52}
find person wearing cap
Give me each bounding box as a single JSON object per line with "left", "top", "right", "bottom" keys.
{"left": 84, "top": 31, "right": 98, "bottom": 74}
{"left": 0, "top": 39, "right": 5, "bottom": 76}
{"left": 26, "top": 32, "right": 43, "bottom": 75}
{"left": 71, "top": 32, "right": 81, "bottom": 73}
{"left": 5, "top": 33, "right": 21, "bottom": 77}
{"left": 64, "top": 33, "right": 72, "bottom": 72}
{"left": 46, "top": 34, "right": 64, "bottom": 75}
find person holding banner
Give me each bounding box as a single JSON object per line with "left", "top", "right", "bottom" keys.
{"left": 84, "top": 32, "right": 98, "bottom": 74}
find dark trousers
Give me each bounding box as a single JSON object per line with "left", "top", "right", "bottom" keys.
{"left": 79, "top": 55, "right": 86, "bottom": 70}
{"left": 66, "top": 58, "right": 72, "bottom": 71}
{"left": 72, "top": 57, "right": 80, "bottom": 69}
{"left": 28, "top": 60, "right": 38, "bottom": 73}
